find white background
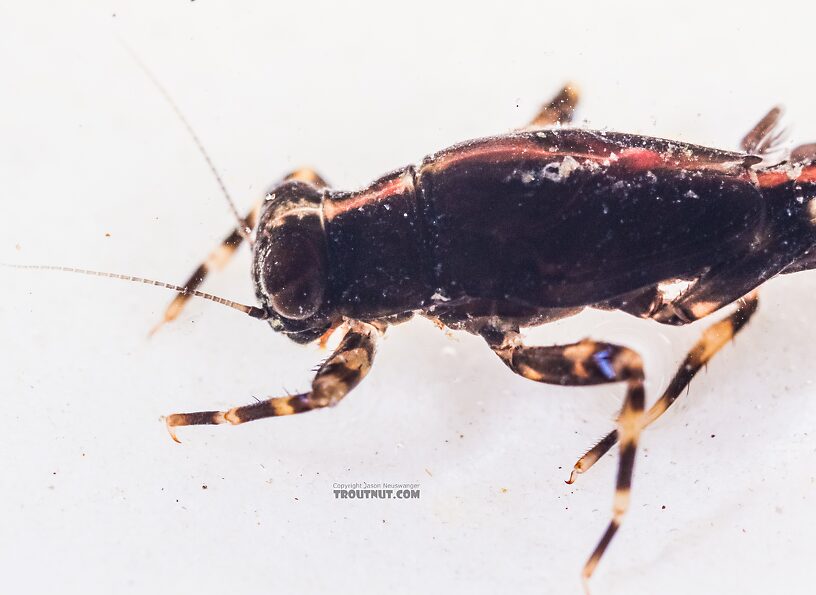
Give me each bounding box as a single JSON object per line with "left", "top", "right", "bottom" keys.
{"left": 1, "top": 2, "right": 815, "bottom": 594}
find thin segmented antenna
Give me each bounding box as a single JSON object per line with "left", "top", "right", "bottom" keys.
{"left": 118, "top": 40, "right": 254, "bottom": 244}
{"left": 1, "top": 263, "right": 268, "bottom": 321}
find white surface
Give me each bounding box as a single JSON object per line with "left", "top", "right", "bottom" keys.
{"left": 2, "top": 2, "right": 816, "bottom": 594}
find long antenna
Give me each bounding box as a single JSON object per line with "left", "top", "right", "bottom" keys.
{"left": 119, "top": 40, "right": 254, "bottom": 244}
{"left": 2, "top": 263, "right": 268, "bottom": 320}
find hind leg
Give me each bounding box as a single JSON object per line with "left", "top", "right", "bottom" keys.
{"left": 482, "top": 329, "right": 645, "bottom": 591}
{"left": 568, "top": 291, "right": 759, "bottom": 483}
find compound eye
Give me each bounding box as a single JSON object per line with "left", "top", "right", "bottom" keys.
{"left": 262, "top": 216, "right": 326, "bottom": 320}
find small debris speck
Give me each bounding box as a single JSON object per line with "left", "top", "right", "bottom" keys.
{"left": 500, "top": 487, "right": 508, "bottom": 494}
{"left": 202, "top": 485, "right": 208, "bottom": 490}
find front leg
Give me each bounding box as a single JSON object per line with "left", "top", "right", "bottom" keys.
{"left": 165, "top": 320, "right": 380, "bottom": 442}
{"left": 482, "top": 329, "right": 646, "bottom": 592}
{"left": 151, "top": 168, "right": 329, "bottom": 335}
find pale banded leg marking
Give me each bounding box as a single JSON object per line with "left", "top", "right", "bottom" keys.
{"left": 482, "top": 331, "right": 646, "bottom": 591}
{"left": 152, "top": 168, "right": 328, "bottom": 334}
{"left": 150, "top": 202, "right": 261, "bottom": 335}
{"left": 165, "top": 320, "right": 380, "bottom": 442}
{"left": 568, "top": 291, "right": 759, "bottom": 484}
{"left": 525, "top": 83, "right": 580, "bottom": 129}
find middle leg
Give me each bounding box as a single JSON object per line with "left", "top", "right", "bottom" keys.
{"left": 482, "top": 329, "right": 646, "bottom": 590}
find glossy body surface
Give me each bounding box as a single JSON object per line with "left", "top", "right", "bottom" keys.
{"left": 8, "top": 8, "right": 816, "bottom": 595}
{"left": 154, "top": 86, "right": 816, "bottom": 594}
{"left": 322, "top": 129, "right": 816, "bottom": 332}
